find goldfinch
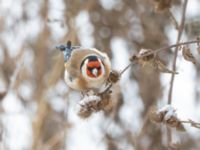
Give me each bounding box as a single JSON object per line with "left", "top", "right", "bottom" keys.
{"left": 57, "top": 41, "right": 111, "bottom": 91}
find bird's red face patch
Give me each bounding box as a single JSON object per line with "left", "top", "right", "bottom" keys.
{"left": 86, "top": 60, "right": 102, "bottom": 78}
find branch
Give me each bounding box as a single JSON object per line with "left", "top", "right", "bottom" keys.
{"left": 168, "top": 0, "right": 188, "bottom": 104}
{"left": 180, "top": 119, "right": 200, "bottom": 129}
{"left": 167, "top": 0, "right": 188, "bottom": 148}
{"left": 119, "top": 39, "right": 199, "bottom": 82}
{"left": 120, "top": 63, "right": 132, "bottom": 75}
{"left": 154, "top": 40, "right": 199, "bottom": 54}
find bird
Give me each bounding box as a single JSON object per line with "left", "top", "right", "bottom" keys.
{"left": 57, "top": 41, "right": 111, "bottom": 92}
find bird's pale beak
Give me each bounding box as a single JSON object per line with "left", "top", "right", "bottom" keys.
{"left": 92, "top": 68, "right": 98, "bottom": 77}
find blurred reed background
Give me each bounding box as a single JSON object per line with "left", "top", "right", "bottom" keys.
{"left": 0, "top": 0, "right": 200, "bottom": 150}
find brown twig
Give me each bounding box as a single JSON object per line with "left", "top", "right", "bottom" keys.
{"left": 138, "top": 40, "right": 199, "bottom": 58}
{"left": 154, "top": 40, "right": 199, "bottom": 54}
{"left": 100, "top": 83, "right": 113, "bottom": 95}
{"left": 106, "top": 40, "right": 199, "bottom": 97}
{"left": 168, "top": 0, "right": 188, "bottom": 111}
{"left": 100, "top": 63, "right": 132, "bottom": 96}
{"left": 167, "top": 0, "right": 188, "bottom": 148}
{"left": 180, "top": 119, "right": 200, "bottom": 129}
{"left": 122, "top": 40, "right": 199, "bottom": 77}
{"left": 120, "top": 63, "right": 132, "bottom": 75}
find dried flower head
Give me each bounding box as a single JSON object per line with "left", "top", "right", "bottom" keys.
{"left": 153, "top": 59, "right": 178, "bottom": 74}
{"left": 77, "top": 95, "right": 101, "bottom": 118}
{"left": 130, "top": 49, "right": 155, "bottom": 66}
{"left": 148, "top": 106, "right": 163, "bottom": 123}
{"left": 148, "top": 105, "right": 186, "bottom": 132}
{"left": 153, "top": 0, "right": 172, "bottom": 13}
{"left": 77, "top": 105, "right": 93, "bottom": 118}
{"left": 138, "top": 49, "right": 155, "bottom": 62}
{"left": 77, "top": 92, "right": 113, "bottom": 118}
{"left": 182, "top": 46, "right": 196, "bottom": 64}
{"left": 108, "top": 70, "right": 120, "bottom": 84}
{"left": 130, "top": 48, "right": 177, "bottom": 74}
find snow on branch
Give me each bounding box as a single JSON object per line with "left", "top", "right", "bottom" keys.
{"left": 149, "top": 105, "right": 200, "bottom": 131}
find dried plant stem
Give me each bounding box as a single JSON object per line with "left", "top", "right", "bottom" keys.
{"left": 180, "top": 120, "right": 200, "bottom": 129}
{"left": 154, "top": 40, "right": 199, "bottom": 54}
{"left": 100, "top": 63, "right": 132, "bottom": 95}
{"left": 167, "top": 0, "right": 188, "bottom": 147}
{"left": 168, "top": 0, "right": 188, "bottom": 110}
{"left": 167, "top": 10, "right": 179, "bottom": 30}
{"left": 120, "top": 63, "right": 132, "bottom": 75}
{"left": 100, "top": 83, "right": 113, "bottom": 95}
{"left": 119, "top": 39, "right": 199, "bottom": 78}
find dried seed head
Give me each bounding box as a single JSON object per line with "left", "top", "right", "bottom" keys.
{"left": 148, "top": 107, "right": 163, "bottom": 123}
{"left": 138, "top": 49, "right": 154, "bottom": 61}
{"left": 182, "top": 46, "right": 197, "bottom": 64}
{"left": 131, "top": 49, "right": 178, "bottom": 74}
{"left": 153, "top": 0, "right": 172, "bottom": 13}
{"left": 77, "top": 95, "right": 101, "bottom": 118}
{"left": 130, "top": 49, "right": 154, "bottom": 63}
{"left": 77, "top": 105, "right": 93, "bottom": 118}
{"left": 77, "top": 92, "right": 113, "bottom": 118}
{"left": 129, "top": 54, "right": 138, "bottom": 62}
{"left": 153, "top": 60, "right": 178, "bottom": 74}
{"left": 98, "top": 93, "right": 113, "bottom": 112}
{"left": 165, "top": 115, "right": 180, "bottom": 128}
{"left": 130, "top": 49, "right": 155, "bottom": 67}
{"left": 176, "top": 122, "right": 186, "bottom": 132}
{"left": 149, "top": 105, "right": 186, "bottom": 132}
{"left": 108, "top": 70, "right": 120, "bottom": 83}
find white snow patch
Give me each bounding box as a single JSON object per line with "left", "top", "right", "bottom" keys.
{"left": 99, "top": 0, "right": 122, "bottom": 10}
{"left": 66, "top": 97, "right": 107, "bottom": 150}
{"left": 79, "top": 95, "right": 101, "bottom": 106}
{"left": 49, "top": 97, "right": 66, "bottom": 112}
{"left": 158, "top": 105, "right": 177, "bottom": 121}
{"left": 1, "top": 113, "right": 32, "bottom": 150}
{"left": 2, "top": 92, "right": 24, "bottom": 113}
{"left": 75, "top": 11, "right": 94, "bottom": 47}
{"left": 18, "top": 82, "right": 33, "bottom": 100}
{"left": 111, "top": 37, "right": 130, "bottom": 83}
